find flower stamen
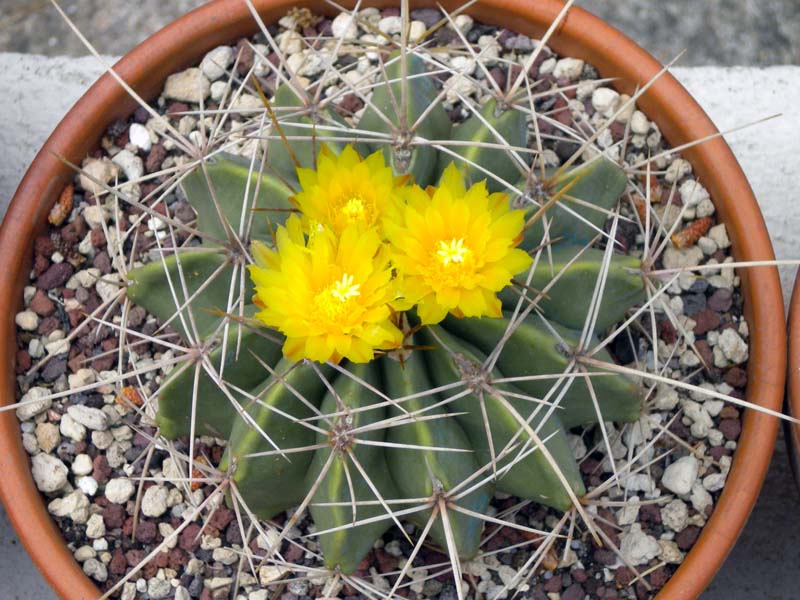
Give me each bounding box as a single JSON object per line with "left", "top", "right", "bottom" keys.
{"left": 330, "top": 273, "right": 361, "bottom": 302}
{"left": 436, "top": 238, "right": 470, "bottom": 266}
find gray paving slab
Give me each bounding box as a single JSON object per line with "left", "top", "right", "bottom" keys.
{"left": 1, "top": 55, "right": 799, "bottom": 600}
{"left": 0, "top": 0, "right": 798, "bottom": 66}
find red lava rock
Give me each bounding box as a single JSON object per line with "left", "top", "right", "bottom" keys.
{"left": 168, "top": 547, "right": 189, "bottom": 570}
{"left": 179, "top": 523, "right": 203, "bottom": 552}
{"left": 93, "top": 455, "right": 112, "bottom": 483}
{"left": 90, "top": 228, "right": 106, "bottom": 247}
{"left": 235, "top": 39, "right": 255, "bottom": 76}
{"left": 145, "top": 143, "right": 167, "bottom": 174}
{"left": 154, "top": 551, "right": 170, "bottom": 568}
{"left": 34, "top": 235, "right": 55, "bottom": 257}
{"left": 135, "top": 520, "right": 158, "bottom": 544}
{"left": 166, "top": 101, "right": 190, "bottom": 117}
{"left": 658, "top": 319, "right": 678, "bottom": 344}
{"left": 719, "top": 418, "right": 741, "bottom": 440}
{"left": 614, "top": 567, "right": 635, "bottom": 587}
{"left": 30, "top": 289, "right": 56, "bottom": 316}
{"left": 375, "top": 549, "right": 398, "bottom": 573}
{"left": 561, "top": 583, "right": 585, "bottom": 600}
{"left": 675, "top": 525, "right": 700, "bottom": 550}
{"left": 488, "top": 66, "right": 506, "bottom": 89}
{"left": 103, "top": 503, "right": 126, "bottom": 529}
{"left": 692, "top": 308, "right": 721, "bottom": 335}
{"left": 707, "top": 288, "right": 733, "bottom": 312}
{"left": 543, "top": 574, "right": 562, "bottom": 592}
{"left": 709, "top": 446, "right": 730, "bottom": 461}
{"left": 125, "top": 549, "right": 145, "bottom": 567}
{"left": 200, "top": 589, "right": 213, "bottom": 600}
{"left": 719, "top": 406, "right": 740, "bottom": 419}
{"left": 336, "top": 93, "right": 364, "bottom": 116}
{"left": 209, "top": 507, "right": 234, "bottom": 531}
{"left": 15, "top": 350, "right": 31, "bottom": 374}
{"left": 638, "top": 503, "right": 662, "bottom": 525}
{"left": 609, "top": 121, "right": 626, "bottom": 142}
{"left": 694, "top": 340, "right": 714, "bottom": 367}
{"left": 572, "top": 569, "right": 588, "bottom": 583}
{"left": 143, "top": 560, "right": 159, "bottom": 579}
{"left": 593, "top": 548, "right": 616, "bottom": 566}
{"left": 109, "top": 549, "right": 127, "bottom": 575}
{"left": 649, "top": 566, "right": 669, "bottom": 588}
{"left": 34, "top": 254, "right": 49, "bottom": 276}
{"left": 37, "top": 262, "right": 74, "bottom": 290}
{"left": 62, "top": 216, "right": 87, "bottom": 244}
{"left": 724, "top": 367, "right": 747, "bottom": 388}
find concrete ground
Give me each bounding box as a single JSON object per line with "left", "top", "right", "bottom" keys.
{"left": 1, "top": 1, "right": 799, "bottom": 598}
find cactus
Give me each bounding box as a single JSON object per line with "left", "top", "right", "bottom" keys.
{"left": 110, "top": 4, "right": 702, "bottom": 596}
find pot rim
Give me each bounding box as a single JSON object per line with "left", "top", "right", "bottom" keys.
{"left": 0, "top": 1, "right": 785, "bottom": 598}
{"left": 786, "top": 270, "right": 800, "bottom": 490}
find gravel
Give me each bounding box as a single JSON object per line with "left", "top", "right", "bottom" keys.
{"left": 11, "top": 6, "right": 751, "bottom": 599}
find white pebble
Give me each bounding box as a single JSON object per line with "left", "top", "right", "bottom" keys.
{"left": 128, "top": 123, "right": 152, "bottom": 152}
{"left": 331, "top": 13, "right": 358, "bottom": 40}
{"left": 48, "top": 490, "right": 90, "bottom": 523}
{"left": 718, "top": 328, "right": 748, "bottom": 364}
{"left": 79, "top": 158, "right": 119, "bottom": 196}
{"left": 619, "top": 523, "right": 661, "bottom": 566}
{"left": 83, "top": 558, "right": 108, "bottom": 582}
{"left": 679, "top": 179, "right": 711, "bottom": 207}
{"left": 31, "top": 453, "right": 68, "bottom": 493}
{"left": 661, "top": 455, "right": 698, "bottom": 496}
{"left": 83, "top": 205, "right": 109, "bottom": 229}
{"left": 141, "top": 485, "right": 169, "bottom": 518}
{"left": 630, "top": 110, "right": 650, "bottom": 135}
{"left": 112, "top": 149, "right": 144, "bottom": 183}
{"left": 661, "top": 499, "right": 689, "bottom": 532}
{"left": 85, "top": 513, "right": 106, "bottom": 539}
{"left": 708, "top": 224, "right": 730, "bottom": 249}
{"left": 72, "top": 453, "right": 94, "bottom": 476}
{"left": 68, "top": 368, "right": 96, "bottom": 390}
{"left": 200, "top": 45, "right": 234, "bottom": 81}
{"left": 164, "top": 68, "right": 211, "bottom": 103}
{"left": 665, "top": 158, "right": 692, "bottom": 183}
{"left": 77, "top": 476, "right": 99, "bottom": 496}
{"left": 212, "top": 547, "right": 239, "bottom": 565}
{"left": 67, "top": 405, "right": 109, "bottom": 431}
{"left": 16, "top": 386, "right": 52, "bottom": 421}
{"left": 553, "top": 57, "right": 584, "bottom": 81}
{"left": 60, "top": 414, "right": 86, "bottom": 442}
{"left": 703, "top": 472, "right": 727, "bottom": 492}
{"left": 409, "top": 20, "right": 426, "bottom": 43}
{"left": 15, "top": 310, "right": 39, "bottom": 332}
{"left": 105, "top": 478, "right": 135, "bottom": 504}
{"left": 378, "top": 16, "right": 403, "bottom": 35}
{"left": 591, "top": 87, "right": 620, "bottom": 117}
{"left": 452, "top": 14, "right": 473, "bottom": 34}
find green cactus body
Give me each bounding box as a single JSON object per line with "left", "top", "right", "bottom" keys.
{"left": 419, "top": 326, "right": 584, "bottom": 510}
{"left": 520, "top": 158, "right": 629, "bottom": 247}
{"left": 222, "top": 358, "right": 331, "bottom": 520}
{"left": 442, "top": 314, "right": 642, "bottom": 428}
{"left": 381, "top": 347, "right": 491, "bottom": 559}
{"left": 157, "top": 323, "right": 283, "bottom": 439}
{"left": 181, "top": 152, "right": 294, "bottom": 244}
{"left": 357, "top": 52, "right": 452, "bottom": 187}
{"left": 265, "top": 84, "right": 349, "bottom": 184}
{"left": 501, "top": 244, "right": 645, "bottom": 331}
{"left": 306, "top": 362, "right": 398, "bottom": 575}
{"left": 126, "top": 250, "right": 246, "bottom": 341}
{"left": 440, "top": 97, "right": 527, "bottom": 192}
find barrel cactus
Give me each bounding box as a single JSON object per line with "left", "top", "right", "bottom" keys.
{"left": 122, "top": 12, "right": 657, "bottom": 597}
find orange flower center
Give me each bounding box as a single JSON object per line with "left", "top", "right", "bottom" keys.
{"left": 424, "top": 237, "right": 476, "bottom": 288}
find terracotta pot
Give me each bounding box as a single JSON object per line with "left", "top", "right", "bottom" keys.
{"left": 0, "top": 1, "right": 785, "bottom": 598}
{"left": 786, "top": 270, "right": 800, "bottom": 489}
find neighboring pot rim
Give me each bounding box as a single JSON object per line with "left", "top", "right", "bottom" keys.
{"left": 786, "top": 269, "right": 800, "bottom": 490}
{"left": 0, "top": 1, "right": 785, "bottom": 599}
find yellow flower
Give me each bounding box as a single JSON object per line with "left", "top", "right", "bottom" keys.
{"left": 385, "top": 163, "right": 532, "bottom": 325}
{"left": 292, "top": 144, "right": 405, "bottom": 236}
{"left": 249, "top": 215, "right": 403, "bottom": 363}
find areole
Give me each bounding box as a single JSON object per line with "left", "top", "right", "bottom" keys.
{"left": 0, "top": 1, "right": 785, "bottom": 598}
